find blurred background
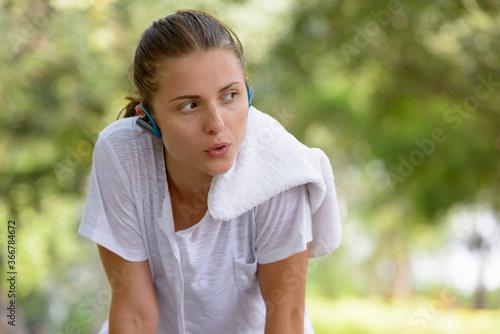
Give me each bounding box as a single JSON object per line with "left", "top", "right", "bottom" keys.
{"left": 1, "top": 0, "right": 499, "bottom": 333}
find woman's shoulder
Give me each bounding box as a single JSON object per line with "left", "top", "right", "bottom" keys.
{"left": 96, "top": 116, "right": 159, "bottom": 150}
{"left": 93, "top": 117, "right": 161, "bottom": 169}
{"left": 99, "top": 116, "right": 142, "bottom": 141}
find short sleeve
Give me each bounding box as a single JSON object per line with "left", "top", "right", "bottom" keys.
{"left": 78, "top": 135, "right": 147, "bottom": 262}
{"left": 254, "top": 185, "right": 312, "bottom": 264}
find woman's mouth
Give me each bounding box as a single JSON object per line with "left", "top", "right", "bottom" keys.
{"left": 205, "top": 142, "right": 230, "bottom": 158}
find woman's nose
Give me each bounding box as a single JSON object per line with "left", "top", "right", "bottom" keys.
{"left": 205, "top": 104, "right": 225, "bottom": 134}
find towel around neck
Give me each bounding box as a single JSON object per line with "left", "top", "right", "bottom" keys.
{"left": 208, "top": 107, "right": 342, "bottom": 258}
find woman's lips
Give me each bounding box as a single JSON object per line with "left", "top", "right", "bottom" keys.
{"left": 205, "top": 142, "right": 230, "bottom": 158}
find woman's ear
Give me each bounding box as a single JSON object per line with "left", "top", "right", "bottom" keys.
{"left": 135, "top": 103, "right": 144, "bottom": 115}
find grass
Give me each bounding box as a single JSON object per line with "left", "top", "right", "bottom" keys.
{"left": 306, "top": 295, "right": 500, "bottom": 334}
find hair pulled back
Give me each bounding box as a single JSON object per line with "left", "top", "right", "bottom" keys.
{"left": 122, "top": 10, "right": 246, "bottom": 118}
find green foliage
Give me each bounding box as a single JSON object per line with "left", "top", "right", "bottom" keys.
{"left": 260, "top": 0, "right": 500, "bottom": 311}
{"left": 306, "top": 296, "right": 500, "bottom": 334}
{"left": 261, "top": 0, "right": 499, "bottom": 219}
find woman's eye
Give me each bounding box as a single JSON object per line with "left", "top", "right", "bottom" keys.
{"left": 180, "top": 102, "right": 198, "bottom": 111}
{"left": 223, "top": 92, "right": 238, "bottom": 101}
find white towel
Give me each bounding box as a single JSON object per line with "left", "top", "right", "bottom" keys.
{"left": 208, "top": 107, "right": 342, "bottom": 258}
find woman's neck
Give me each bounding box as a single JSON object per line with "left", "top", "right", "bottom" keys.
{"left": 164, "top": 149, "right": 212, "bottom": 203}
{"left": 165, "top": 150, "right": 212, "bottom": 231}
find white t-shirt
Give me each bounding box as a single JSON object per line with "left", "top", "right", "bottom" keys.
{"left": 79, "top": 115, "right": 319, "bottom": 333}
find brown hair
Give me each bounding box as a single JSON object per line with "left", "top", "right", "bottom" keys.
{"left": 121, "top": 10, "right": 246, "bottom": 118}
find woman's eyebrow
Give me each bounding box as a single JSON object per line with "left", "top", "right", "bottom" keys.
{"left": 218, "top": 81, "right": 241, "bottom": 93}
{"left": 168, "top": 81, "right": 242, "bottom": 103}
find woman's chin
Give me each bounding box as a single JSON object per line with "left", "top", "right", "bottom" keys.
{"left": 207, "top": 160, "right": 235, "bottom": 176}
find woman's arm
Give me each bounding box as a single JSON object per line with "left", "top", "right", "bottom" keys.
{"left": 97, "top": 245, "right": 159, "bottom": 334}
{"left": 257, "top": 243, "right": 310, "bottom": 334}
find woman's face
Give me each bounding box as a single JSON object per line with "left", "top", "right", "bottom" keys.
{"left": 152, "top": 49, "right": 249, "bottom": 179}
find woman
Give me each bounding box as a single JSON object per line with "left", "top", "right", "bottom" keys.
{"left": 79, "top": 9, "right": 341, "bottom": 334}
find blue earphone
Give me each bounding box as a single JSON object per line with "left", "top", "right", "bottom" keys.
{"left": 136, "top": 82, "right": 255, "bottom": 139}
{"left": 246, "top": 81, "right": 255, "bottom": 108}
{"left": 138, "top": 102, "right": 162, "bottom": 138}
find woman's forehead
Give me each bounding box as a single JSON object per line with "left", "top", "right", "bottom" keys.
{"left": 156, "top": 50, "right": 245, "bottom": 94}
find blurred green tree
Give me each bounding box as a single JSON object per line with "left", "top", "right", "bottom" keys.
{"left": 257, "top": 0, "right": 499, "bottom": 305}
